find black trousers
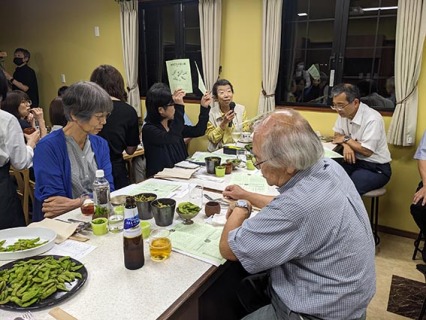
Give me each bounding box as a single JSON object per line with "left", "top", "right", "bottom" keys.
{"left": 411, "top": 181, "right": 426, "bottom": 234}
{"left": 0, "top": 162, "right": 26, "bottom": 229}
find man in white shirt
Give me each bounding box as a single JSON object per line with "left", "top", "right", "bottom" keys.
{"left": 331, "top": 83, "right": 391, "bottom": 195}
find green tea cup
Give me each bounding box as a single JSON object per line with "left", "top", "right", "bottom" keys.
{"left": 246, "top": 159, "right": 256, "bottom": 170}
{"left": 91, "top": 217, "right": 108, "bottom": 236}
{"left": 215, "top": 165, "right": 226, "bottom": 177}
{"left": 141, "top": 221, "right": 151, "bottom": 239}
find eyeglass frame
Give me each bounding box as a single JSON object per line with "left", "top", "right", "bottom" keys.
{"left": 253, "top": 158, "right": 269, "bottom": 169}
{"left": 330, "top": 101, "right": 352, "bottom": 111}
{"left": 93, "top": 112, "right": 111, "bottom": 121}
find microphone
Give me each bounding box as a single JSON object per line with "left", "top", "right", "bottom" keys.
{"left": 228, "top": 102, "right": 236, "bottom": 127}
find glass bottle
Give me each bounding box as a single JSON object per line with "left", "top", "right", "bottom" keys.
{"left": 123, "top": 196, "right": 144, "bottom": 270}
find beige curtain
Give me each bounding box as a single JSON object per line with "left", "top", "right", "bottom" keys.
{"left": 119, "top": 0, "right": 141, "bottom": 117}
{"left": 387, "top": 0, "right": 426, "bottom": 146}
{"left": 257, "top": 0, "right": 283, "bottom": 115}
{"left": 199, "top": 0, "right": 222, "bottom": 91}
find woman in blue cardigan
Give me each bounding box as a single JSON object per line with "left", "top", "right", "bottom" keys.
{"left": 33, "top": 81, "right": 114, "bottom": 221}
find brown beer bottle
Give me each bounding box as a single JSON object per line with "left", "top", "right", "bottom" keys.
{"left": 123, "top": 196, "right": 145, "bottom": 270}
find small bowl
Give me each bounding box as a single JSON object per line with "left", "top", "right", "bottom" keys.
{"left": 205, "top": 201, "right": 221, "bottom": 217}
{"left": 226, "top": 159, "right": 242, "bottom": 170}
{"left": 176, "top": 202, "right": 201, "bottom": 225}
{"left": 224, "top": 162, "right": 233, "bottom": 174}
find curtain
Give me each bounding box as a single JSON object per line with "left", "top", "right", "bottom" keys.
{"left": 257, "top": 0, "right": 283, "bottom": 115}
{"left": 199, "top": 0, "right": 222, "bottom": 91}
{"left": 119, "top": 0, "right": 141, "bottom": 117}
{"left": 387, "top": 0, "right": 426, "bottom": 146}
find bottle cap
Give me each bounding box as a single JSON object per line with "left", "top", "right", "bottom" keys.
{"left": 96, "top": 169, "right": 105, "bottom": 178}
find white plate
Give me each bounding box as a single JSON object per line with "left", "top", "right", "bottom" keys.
{"left": 0, "top": 227, "right": 56, "bottom": 260}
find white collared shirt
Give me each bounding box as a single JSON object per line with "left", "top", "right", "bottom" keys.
{"left": 0, "top": 110, "right": 34, "bottom": 169}
{"left": 333, "top": 102, "right": 391, "bottom": 163}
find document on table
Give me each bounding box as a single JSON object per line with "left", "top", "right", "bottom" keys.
{"left": 230, "top": 172, "right": 269, "bottom": 194}
{"left": 154, "top": 167, "right": 199, "bottom": 180}
{"left": 128, "top": 179, "right": 183, "bottom": 198}
{"left": 170, "top": 223, "right": 226, "bottom": 266}
{"left": 44, "top": 239, "right": 96, "bottom": 261}
{"left": 322, "top": 142, "right": 343, "bottom": 158}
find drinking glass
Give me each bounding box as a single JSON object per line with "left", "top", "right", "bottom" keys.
{"left": 80, "top": 193, "right": 94, "bottom": 216}
{"left": 189, "top": 185, "right": 203, "bottom": 208}
{"left": 231, "top": 130, "right": 242, "bottom": 146}
{"left": 149, "top": 229, "right": 172, "bottom": 262}
{"left": 109, "top": 195, "right": 126, "bottom": 233}
{"left": 236, "top": 149, "right": 245, "bottom": 162}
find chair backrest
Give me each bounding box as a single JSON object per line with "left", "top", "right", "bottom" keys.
{"left": 10, "top": 167, "right": 35, "bottom": 225}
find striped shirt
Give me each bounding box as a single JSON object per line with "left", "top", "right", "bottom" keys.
{"left": 414, "top": 130, "right": 426, "bottom": 160}
{"left": 228, "top": 158, "right": 376, "bottom": 320}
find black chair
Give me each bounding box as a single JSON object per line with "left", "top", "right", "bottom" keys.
{"left": 414, "top": 230, "right": 425, "bottom": 261}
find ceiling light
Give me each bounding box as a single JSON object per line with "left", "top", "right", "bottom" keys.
{"left": 298, "top": 13, "right": 308, "bottom": 17}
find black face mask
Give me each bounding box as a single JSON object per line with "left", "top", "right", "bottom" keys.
{"left": 13, "top": 57, "right": 24, "bottom": 66}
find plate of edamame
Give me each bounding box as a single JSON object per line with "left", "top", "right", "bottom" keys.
{"left": 0, "top": 227, "right": 56, "bottom": 261}
{"left": 0, "top": 255, "right": 87, "bottom": 310}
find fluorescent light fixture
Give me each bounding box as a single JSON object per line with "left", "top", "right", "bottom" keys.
{"left": 298, "top": 12, "right": 308, "bottom": 16}
{"left": 363, "top": 6, "right": 398, "bottom": 11}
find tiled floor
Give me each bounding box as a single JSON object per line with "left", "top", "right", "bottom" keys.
{"left": 368, "top": 233, "right": 425, "bottom": 319}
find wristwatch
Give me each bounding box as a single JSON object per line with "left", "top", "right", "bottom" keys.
{"left": 343, "top": 135, "right": 351, "bottom": 143}
{"left": 235, "top": 200, "right": 251, "bottom": 214}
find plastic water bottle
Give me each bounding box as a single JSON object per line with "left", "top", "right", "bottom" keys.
{"left": 93, "top": 169, "right": 110, "bottom": 219}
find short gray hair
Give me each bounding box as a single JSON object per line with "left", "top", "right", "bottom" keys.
{"left": 62, "top": 81, "right": 113, "bottom": 122}
{"left": 255, "top": 109, "right": 323, "bottom": 170}
{"left": 330, "top": 83, "right": 360, "bottom": 103}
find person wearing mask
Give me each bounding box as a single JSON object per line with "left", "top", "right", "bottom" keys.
{"left": 206, "top": 79, "right": 249, "bottom": 152}
{"left": 2, "top": 48, "right": 39, "bottom": 106}
{"left": 220, "top": 109, "right": 375, "bottom": 320}
{"left": 0, "top": 71, "right": 40, "bottom": 229}
{"left": 1, "top": 90, "right": 47, "bottom": 137}
{"left": 90, "top": 65, "right": 140, "bottom": 189}
{"left": 142, "top": 83, "right": 212, "bottom": 177}
{"left": 33, "top": 82, "right": 114, "bottom": 221}
{"left": 331, "top": 83, "right": 391, "bottom": 195}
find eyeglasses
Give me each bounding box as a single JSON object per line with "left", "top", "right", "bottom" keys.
{"left": 93, "top": 112, "right": 111, "bottom": 121}
{"left": 253, "top": 159, "right": 269, "bottom": 169}
{"left": 22, "top": 100, "right": 32, "bottom": 106}
{"left": 330, "top": 102, "right": 351, "bottom": 111}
